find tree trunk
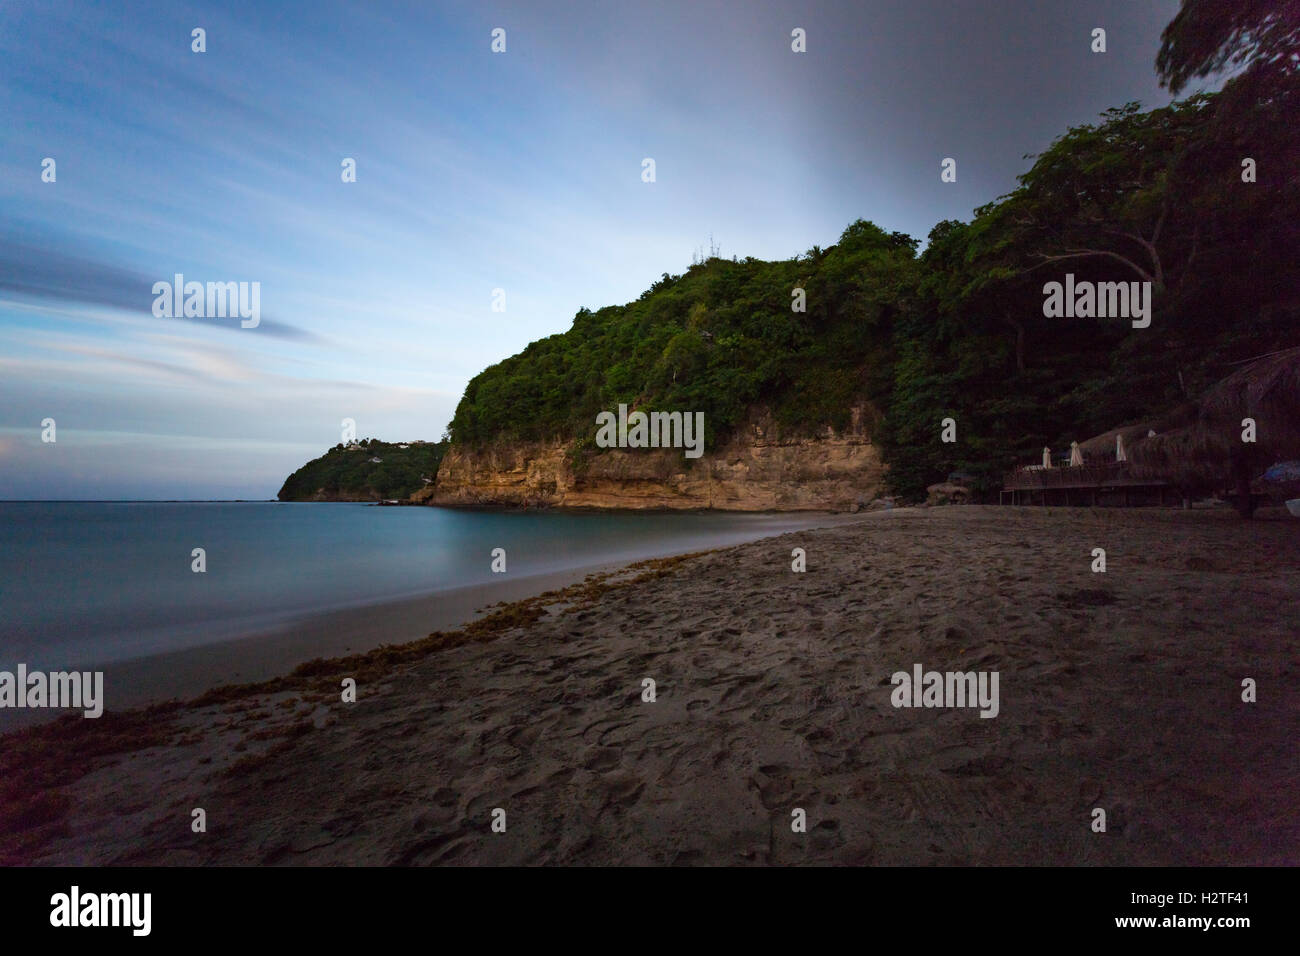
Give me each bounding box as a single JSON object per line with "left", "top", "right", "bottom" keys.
{"left": 1000, "top": 315, "right": 1025, "bottom": 373}
{"left": 1232, "top": 455, "right": 1256, "bottom": 519}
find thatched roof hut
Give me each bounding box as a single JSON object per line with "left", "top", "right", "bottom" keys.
{"left": 1198, "top": 346, "right": 1300, "bottom": 458}
{"left": 1125, "top": 347, "right": 1300, "bottom": 512}
{"left": 1077, "top": 422, "right": 1165, "bottom": 463}
{"left": 1127, "top": 427, "right": 1235, "bottom": 487}
{"left": 1075, "top": 401, "right": 1198, "bottom": 465}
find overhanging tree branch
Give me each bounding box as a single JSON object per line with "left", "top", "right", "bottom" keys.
{"left": 1030, "top": 249, "right": 1156, "bottom": 284}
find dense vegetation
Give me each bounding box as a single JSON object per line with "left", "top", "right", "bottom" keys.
{"left": 447, "top": 0, "right": 1299, "bottom": 500}
{"left": 449, "top": 221, "right": 919, "bottom": 450}
{"left": 277, "top": 439, "right": 447, "bottom": 501}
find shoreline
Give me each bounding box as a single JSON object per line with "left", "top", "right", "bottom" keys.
{"left": 413, "top": 502, "right": 884, "bottom": 514}
{"left": 76, "top": 561, "right": 630, "bottom": 718}
{"left": 0, "top": 510, "right": 867, "bottom": 730}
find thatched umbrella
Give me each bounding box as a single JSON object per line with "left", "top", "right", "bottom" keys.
{"left": 1127, "top": 347, "right": 1300, "bottom": 516}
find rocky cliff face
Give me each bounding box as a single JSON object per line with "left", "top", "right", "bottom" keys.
{"left": 425, "top": 406, "right": 886, "bottom": 511}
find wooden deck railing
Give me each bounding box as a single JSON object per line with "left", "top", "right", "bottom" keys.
{"left": 1002, "top": 461, "right": 1165, "bottom": 491}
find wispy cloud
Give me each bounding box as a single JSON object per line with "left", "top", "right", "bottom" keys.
{"left": 0, "top": 236, "right": 327, "bottom": 343}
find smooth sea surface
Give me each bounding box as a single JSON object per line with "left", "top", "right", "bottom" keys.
{"left": 0, "top": 502, "right": 833, "bottom": 668}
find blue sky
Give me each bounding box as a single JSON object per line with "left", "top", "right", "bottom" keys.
{"left": 0, "top": 0, "right": 1187, "bottom": 498}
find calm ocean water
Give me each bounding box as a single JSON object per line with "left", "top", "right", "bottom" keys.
{"left": 0, "top": 502, "right": 823, "bottom": 668}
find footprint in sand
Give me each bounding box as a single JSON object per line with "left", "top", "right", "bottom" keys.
{"left": 582, "top": 746, "right": 622, "bottom": 773}
{"left": 598, "top": 772, "right": 644, "bottom": 810}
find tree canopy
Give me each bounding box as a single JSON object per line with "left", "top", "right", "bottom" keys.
{"left": 277, "top": 440, "right": 447, "bottom": 501}
{"left": 1157, "top": 0, "right": 1300, "bottom": 93}
{"left": 447, "top": 220, "right": 919, "bottom": 450}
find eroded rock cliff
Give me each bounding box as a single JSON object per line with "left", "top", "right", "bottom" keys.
{"left": 425, "top": 406, "right": 885, "bottom": 510}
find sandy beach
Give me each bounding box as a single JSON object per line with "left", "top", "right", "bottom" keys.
{"left": 3, "top": 505, "right": 1296, "bottom": 865}
{"left": 0, "top": 510, "right": 863, "bottom": 730}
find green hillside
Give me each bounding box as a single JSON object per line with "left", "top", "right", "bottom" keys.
{"left": 277, "top": 439, "right": 447, "bottom": 501}
{"left": 449, "top": 220, "right": 918, "bottom": 450}
{"left": 448, "top": 66, "right": 1299, "bottom": 500}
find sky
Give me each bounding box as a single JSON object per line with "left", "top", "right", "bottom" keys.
{"left": 0, "top": 0, "right": 1190, "bottom": 499}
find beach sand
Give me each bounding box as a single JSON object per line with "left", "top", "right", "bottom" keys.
{"left": 4, "top": 505, "right": 1297, "bottom": 865}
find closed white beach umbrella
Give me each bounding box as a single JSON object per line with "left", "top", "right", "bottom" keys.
{"left": 1069, "top": 441, "right": 1083, "bottom": 466}
{"left": 1116, "top": 433, "right": 1127, "bottom": 462}
{"left": 1042, "top": 446, "right": 1052, "bottom": 468}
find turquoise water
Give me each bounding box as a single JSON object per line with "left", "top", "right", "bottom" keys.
{"left": 0, "top": 502, "right": 822, "bottom": 667}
